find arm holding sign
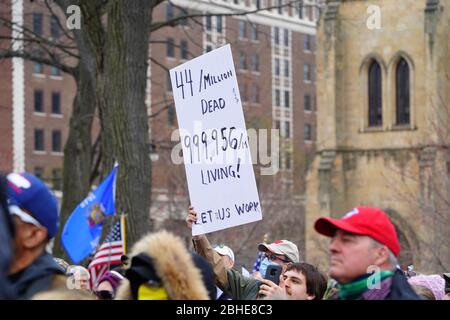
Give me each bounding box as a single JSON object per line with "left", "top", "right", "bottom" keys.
{"left": 187, "top": 206, "right": 261, "bottom": 300}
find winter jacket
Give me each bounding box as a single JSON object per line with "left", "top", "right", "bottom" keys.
{"left": 116, "top": 230, "right": 211, "bottom": 300}
{"left": 192, "top": 235, "right": 261, "bottom": 300}
{"left": 8, "top": 252, "right": 67, "bottom": 299}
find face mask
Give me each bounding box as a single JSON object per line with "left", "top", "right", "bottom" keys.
{"left": 259, "top": 257, "right": 276, "bottom": 278}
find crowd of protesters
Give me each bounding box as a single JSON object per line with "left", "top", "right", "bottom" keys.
{"left": 0, "top": 171, "right": 449, "bottom": 300}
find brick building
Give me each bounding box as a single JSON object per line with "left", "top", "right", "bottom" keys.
{"left": 0, "top": 0, "right": 319, "bottom": 267}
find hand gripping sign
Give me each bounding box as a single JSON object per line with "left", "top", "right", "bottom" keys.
{"left": 170, "top": 44, "right": 262, "bottom": 236}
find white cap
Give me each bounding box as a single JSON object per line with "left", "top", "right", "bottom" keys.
{"left": 214, "top": 245, "right": 235, "bottom": 262}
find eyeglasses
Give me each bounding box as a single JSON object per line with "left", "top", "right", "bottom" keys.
{"left": 9, "top": 205, "right": 42, "bottom": 228}
{"left": 264, "top": 253, "right": 291, "bottom": 264}
{"left": 95, "top": 290, "right": 114, "bottom": 300}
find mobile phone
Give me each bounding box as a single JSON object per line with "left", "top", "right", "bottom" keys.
{"left": 264, "top": 264, "right": 282, "bottom": 286}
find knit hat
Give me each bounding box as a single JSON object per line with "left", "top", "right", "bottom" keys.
{"left": 97, "top": 270, "right": 125, "bottom": 291}
{"left": 7, "top": 172, "right": 59, "bottom": 238}
{"left": 408, "top": 274, "right": 445, "bottom": 300}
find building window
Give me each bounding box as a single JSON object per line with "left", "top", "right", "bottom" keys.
{"left": 285, "top": 152, "right": 291, "bottom": 170}
{"left": 167, "top": 104, "right": 175, "bottom": 126}
{"left": 50, "top": 16, "right": 60, "bottom": 39}
{"left": 34, "top": 90, "right": 44, "bottom": 113}
{"left": 33, "top": 13, "right": 43, "bottom": 36}
{"left": 396, "top": 58, "right": 410, "bottom": 125}
{"left": 180, "top": 40, "right": 188, "bottom": 60}
{"left": 205, "top": 15, "right": 212, "bottom": 31}
{"left": 239, "top": 52, "right": 247, "bottom": 70}
{"left": 52, "top": 130, "right": 62, "bottom": 152}
{"left": 51, "top": 92, "right": 61, "bottom": 114}
{"left": 251, "top": 24, "right": 258, "bottom": 41}
{"left": 52, "top": 168, "right": 62, "bottom": 191}
{"left": 251, "top": 83, "right": 260, "bottom": 103}
{"left": 284, "top": 90, "right": 290, "bottom": 108}
{"left": 166, "top": 3, "right": 174, "bottom": 20}
{"left": 167, "top": 73, "right": 172, "bottom": 92}
{"left": 256, "top": 0, "right": 261, "bottom": 10}
{"left": 368, "top": 60, "right": 382, "bottom": 127}
{"left": 34, "top": 129, "right": 44, "bottom": 151}
{"left": 239, "top": 20, "right": 246, "bottom": 38}
{"left": 304, "top": 34, "right": 311, "bottom": 51}
{"left": 206, "top": 45, "right": 212, "bottom": 53}
{"left": 217, "top": 16, "right": 223, "bottom": 33}
{"left": 274, "top": 58, "right": 280, "bottom": 76}
{"left": 251, "top": 53, "right": 259, "bottom": 72}
{"left": 274, "top": 27, "right": 279, "bottom": 45}
{"left": 275, "top": 120, "right": 280, "bottom": 130}
{"left": 278, "top": 0, "right": 283, "bottom": 14}
{"left": 50, "top": 66, "right": 61, "bottom": 76}
{"left": 303, "top": 63, "right": 311, "bottom": 81}
{"left": 167, "top": 38, "right": 174, "bottom": 57}
{"left": 285, "top": 121, "right": 290, "bottom": 138}
{"left": 304, "top": 123, "right": 312, "bottom": 141}
{"left": 34, "top": 167, "right": 44, "bottom": 180}
{"left": 275, "top": 89, "right": 280, "bottom": 106}
{"left": 297, "top": 3, "right": 304, "bottom": 18}
{"left": 284, "top": 59, "right": 289, "bottom": 77}
{"left": 241, "top": 84, "right": 247, "bottom": 102}
{"left": 283, "top": 29, "right": 289, "bottom": 46}
{"left": 304, "top": 94, "right": 311, "bottom": 111}
{"left": 33, "top": 51, "right": 44, "bottom": 74}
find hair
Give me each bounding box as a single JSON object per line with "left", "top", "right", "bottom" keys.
{"left": 68, "top": 265, "right": 90, "bottom": 278}
{"left": 410, "top": 284, "right": 436, "bottom": 300}
{"left": 370, "top": 239, "right": 399, "bottom": 268}
{"left": 286, "top": 262, "right": 328, "bottom": 300}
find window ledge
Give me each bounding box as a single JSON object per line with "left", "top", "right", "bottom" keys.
{"left": 49, "top": 113, "right": 63, "bottom": 118}
{"left": 360, "top": 126, "right": 384, "bottom": 133}
{"left": 33, "top": 112, "right": 46, "bottom": 117}
{"left": 32, "top": 150, "right": 47, "bottom": 155}
{"left": 33, "top": 73, "right": 46, "bottom": 78}
{"left": 49, "top": 75, "right": 63, "bottom": 80}
{"left": 51, "top": 152, "right": 64, "bottom": 156}
{"left": 391, "top": 124, "right": 416, "bottom": 131}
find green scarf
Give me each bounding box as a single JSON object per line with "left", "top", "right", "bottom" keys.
{"left": 337, "top": 271, "right": 394, "bottom": 300}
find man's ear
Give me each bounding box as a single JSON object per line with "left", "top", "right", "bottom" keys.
{"left": 373, "top": 246, "right": 390, "bottom": 266}
{"left": 22, "top": 225, "right": 48, "bottom": 249}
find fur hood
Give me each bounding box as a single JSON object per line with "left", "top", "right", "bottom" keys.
{"left": 116, "top": 230, "right": 209, "bottom": 300}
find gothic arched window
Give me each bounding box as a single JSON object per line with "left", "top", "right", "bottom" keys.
{"left": 396, "top": 58, "right": 410, "bottom": 125}
{"left": 368, "top": 60, "right": 382, "bottom": 127}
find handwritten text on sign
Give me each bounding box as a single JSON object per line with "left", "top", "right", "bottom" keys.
{"left": 170, "top": 44, "right": 262, "bottom": 236}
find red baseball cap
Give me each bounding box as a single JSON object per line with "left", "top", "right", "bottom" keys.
{"left": 314, "top": 206, "right": 401, "bottom": 256}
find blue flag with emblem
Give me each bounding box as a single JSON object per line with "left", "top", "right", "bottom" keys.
{"left": 62, "top": 163, "right": 118, "bottom": 264}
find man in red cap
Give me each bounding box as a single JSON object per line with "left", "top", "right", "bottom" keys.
{"left": 314, "top": 206, "right": 420, "bottom": 300}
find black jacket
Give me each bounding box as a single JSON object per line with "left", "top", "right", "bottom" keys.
{"left": 385, "top": 269, "right": 421, "bottom": 300}
{"left": 8, "top": 252, "right": 65, "bottom": 299}
{"left": 0, "top": 175, "right": 15, "bottom": 299}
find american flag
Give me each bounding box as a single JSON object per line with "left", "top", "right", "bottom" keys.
{"left": 88, "top": 216, "right": 125, "bottom": 287}
{"left": 252, "top": 251, "right": 264, "bottom": 273}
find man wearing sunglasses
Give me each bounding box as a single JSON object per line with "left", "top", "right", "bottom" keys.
{"left": 187, "top": 206, "right": 300, "bottom": 300}
{"left": 6, "top": 172, "right": 66, "bottom": 299}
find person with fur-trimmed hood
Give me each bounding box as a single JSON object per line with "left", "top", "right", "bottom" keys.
{"left": 115, "top": 230, "right": 216, "bottom": 300}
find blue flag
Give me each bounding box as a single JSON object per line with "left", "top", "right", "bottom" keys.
{"left": 62, "top": 164, "right": 118, "bottom": 263}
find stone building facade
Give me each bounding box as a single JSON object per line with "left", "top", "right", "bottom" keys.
{"left": 305, "top": 0, "right": 449, "bottom": 273}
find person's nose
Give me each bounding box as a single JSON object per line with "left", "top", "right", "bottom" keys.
{"left": 329, "top": 236, "right": 340, "bottom": 254}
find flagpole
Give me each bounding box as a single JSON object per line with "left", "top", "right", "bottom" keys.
{"left": 121, "top": 213, "right": 127, "bottom": 255}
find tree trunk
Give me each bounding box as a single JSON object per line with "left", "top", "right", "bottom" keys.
{"left": 97, "top": 0, "right": 153, "bottom": 248}
{"left": 53, "top": 63, "right": 96, "bottom": 259}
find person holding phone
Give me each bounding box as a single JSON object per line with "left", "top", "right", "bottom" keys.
{"left": 258, "top": 262, "right": 328, "bottom": 300}
{"left": 186, "top": 206, "right": 300, "bottom": 300}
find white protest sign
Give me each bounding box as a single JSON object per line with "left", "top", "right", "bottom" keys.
{"left": 170, "top": 44, "right": 262, "bottom": 236}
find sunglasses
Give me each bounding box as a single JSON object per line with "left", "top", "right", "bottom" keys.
{"left": 9, "top": 205, "right": 42, "bottom": 228}
{"left": 95, "top": 290, "right": 114, "bottom": 300}
{"left": 264, "top": 253, "right": 290, "bottom": 264}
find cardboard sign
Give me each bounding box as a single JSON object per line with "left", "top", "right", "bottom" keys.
{"left": 170, "top": 44, "right": 262, "bottom": 236}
